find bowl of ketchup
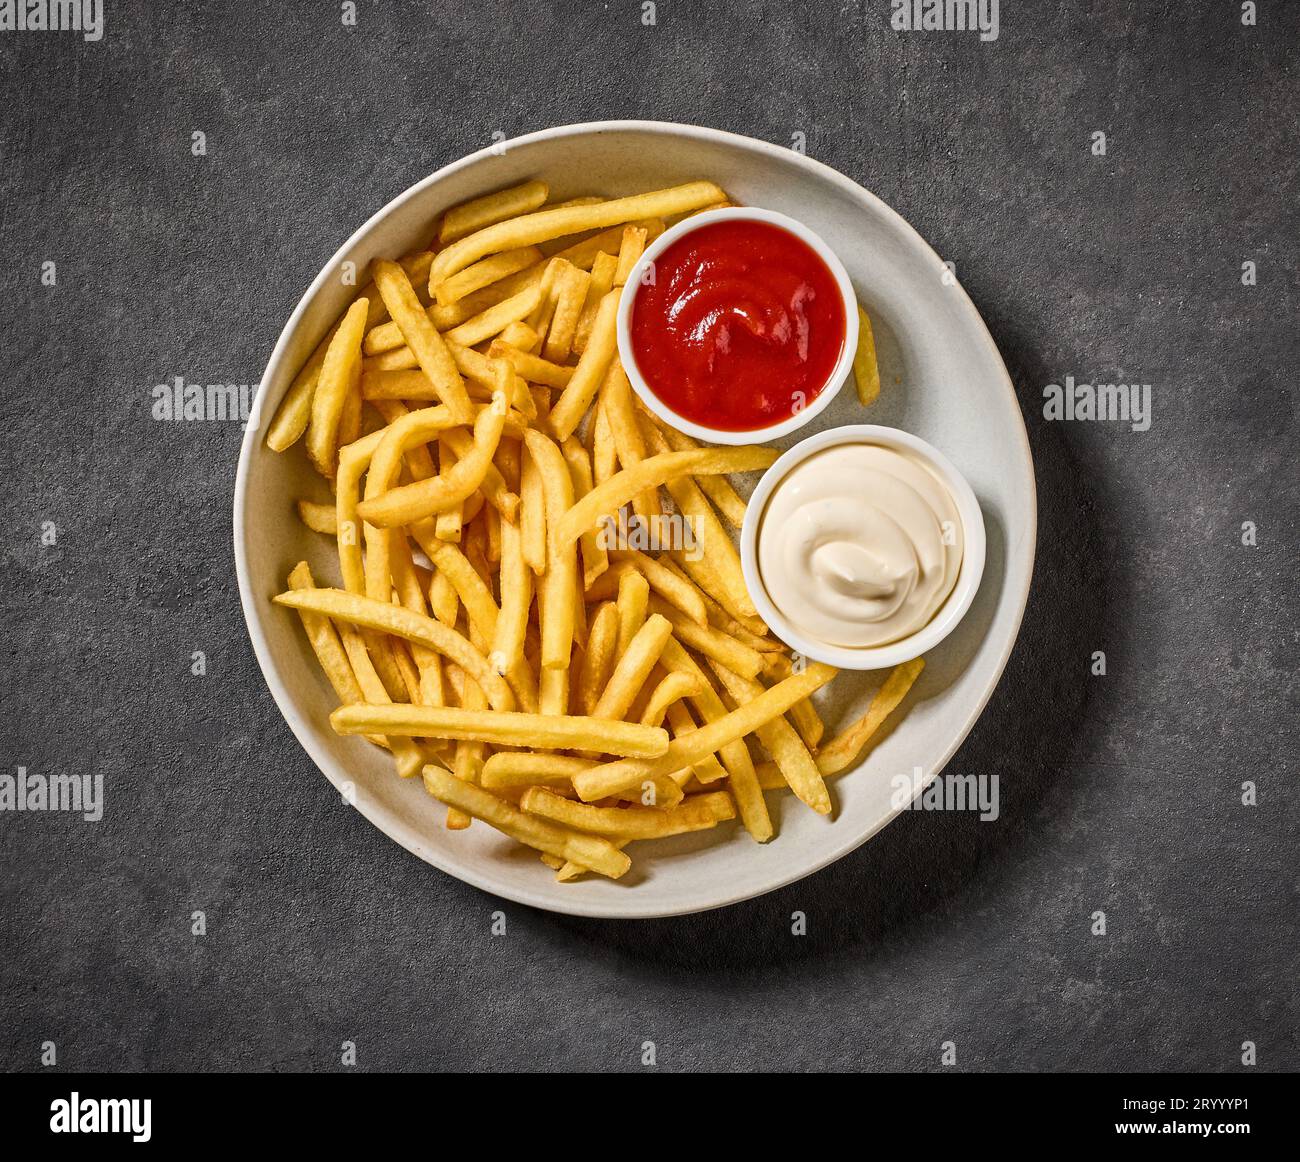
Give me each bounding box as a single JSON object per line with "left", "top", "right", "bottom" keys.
{"left": 616, "top": 206, "right": 858, "bottom": 444}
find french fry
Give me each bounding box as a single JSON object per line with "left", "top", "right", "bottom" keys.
{"left": 487, "top": 340, "right": 574, "bottom": 389}
{"left": 599, "top": 359, "right": 660, "bottom": 523}
{"left": 572, "top": 662, "right": 837, "bottom": 804}
{"left": 613, "top": 225, "right": 648, "bottom": 286}
{"left": 854, "top": 303, "right": 881, "bottom": 406}
{"left": 481, "top": 752, "right": 595, "bottom": 789}
{"left": 609, "top": 551, "right": 707, "bottom": 627}
{"left": 273, "top": 588, "right": 516, "bottom": 712}
{"left": 372, "top": 259, "right": 475, "bottom": 423}
{"left": 645, "top": 417, "right": 748, "bottom": 527}
{"left": 708, "top": 661, "right": 830, "bottom": 814}
{"left": 576, "top": 601, "right": 619, "bottom": 715}
{"left": 549, "top": 291, "right": 620, "bottom": 439}
{"left": 615, "top": 568, "right": 649, "bottom": 659}
{"left": 590, "top": 614, "right": 672, "bottom": 722}
{"left": 554, "top": 447, "right": 778, "bottom": 547}
{"left": 443, "top": 285, "right": 543, "bottom": 349}
{"left": 296, "top": 499, "right": 338, "bottom": 536}
{"left": 543, "top": 263, "right": 590, "bottom": 363}
{"left": 520, "top": 787, "right": 735, "bottom": 840}
{"left": 591, "top": 398, "right": 617, "bottom": 484}
{"left": 305, "top": 297, "right": 369, "bottom": 477}
{"left": 522, "top": 429, "right": 577, "bottom": 672}
{"left": 664, "top": 700, "right": 728, "bottom": 786}
{"left": 638, "top": 671, "right": 700, "bottom": 728}
{"left": 573, "top": 250, "right": 618, "bottom": 354}
{"left": 490, "top": 516, "right": 532, "bottom": 678}
{"left": 519, "top": 441, "right": 548, "bottom": 574}
{"left": 561, "top": 437, "right": 608, "bottom": 589}
{"left": 809, "top": 657, "right": 923, "bottom": 776}
{"left": 333, "top": 704, "right": 667, "bottom": 758}
{"left": 648, "top": 596, "right": 764, "bottom": 679}
{"left": 421, "top": 766, "right": 630, "bottom": 879}
{"left": 266, "top": 251, "right": 431, "bottom": 452}
{"left": 358, "top": 394, "right": 509, "bottom": 528}
{"left": 434, "top": 245, "right": 543, "bottom": 307}
{"left": 438, "top": 179, "right": 549, "bottom": 246}
{"left": 285, "top": 561, "right": 366, "bottom": 706}
{"left": 431, "top": 181, "right": 726, "bottom": 282}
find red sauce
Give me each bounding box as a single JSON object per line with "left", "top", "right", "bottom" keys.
{"left": 628, "top": 218, "right": 846, "bottom": 431}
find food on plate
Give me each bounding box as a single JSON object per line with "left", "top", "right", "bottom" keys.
{"left": 625, "top": 217, "right": 848, "bottom": 431}
{"left": 756, "top": 443, "right": 963, "bottom": 649}
{"left": 263, "top": 179, "right": 923, "bottom": 882}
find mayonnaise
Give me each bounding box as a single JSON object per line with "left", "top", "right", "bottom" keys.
{"left": 756, "top": 444, "right": 964, "bottom": 648}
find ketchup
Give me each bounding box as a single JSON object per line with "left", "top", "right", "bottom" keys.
{"left": 628, "top": 219, "right": 846, "bottom": 431}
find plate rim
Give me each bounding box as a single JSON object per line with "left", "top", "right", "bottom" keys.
{"left": 233, "top": 118, "right": 1038, "bottom": 919}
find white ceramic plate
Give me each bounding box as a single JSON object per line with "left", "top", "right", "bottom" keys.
{"left": 234, "top": 121, "right": 1036, "bottom": 919}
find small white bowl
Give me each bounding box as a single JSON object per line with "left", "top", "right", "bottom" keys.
{"left": 740, "top": 424, "right": 987, "bottom": 670}
{"left": 615, "top": 206, "right": 859, "bottom": 445}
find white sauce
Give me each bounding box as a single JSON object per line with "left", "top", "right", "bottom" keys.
{"left": 757, "top": 444, "right": 963, "bottom": 648}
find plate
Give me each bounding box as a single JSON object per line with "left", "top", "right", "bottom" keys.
{"left": 233, "top": 121, "right": 1037, "bottom": 919}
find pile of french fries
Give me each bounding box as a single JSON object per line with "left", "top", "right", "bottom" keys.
{"left": 264, "top": 178, "right": 922, "bottom": 882}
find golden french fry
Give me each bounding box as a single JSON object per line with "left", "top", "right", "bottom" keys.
{"left": 609, "top": 551, "right": 706, "bottom": 627}
{"left": 709, "top": 661, "right": 830, "bottom": 815}
{"left": 590, "top": 614, "right": 672, "bottom": 722}
{"left": 425, "top": 540, "right": 500, "bottom": 643}
{"left": 519, "top": 442, "right": 548, "bottom": 574}
{"left": 854, "top": 303, "right": 881, "bottom": 406}
{"left": 613, "top": 225, "right": 648, "bottom": 286}
{"left": 549, "top": 291, "right": 620, "bottom": 439}
{"left": 488, "top": 340, "right": 574, "bottom": 389}
{"left": 481, "top": 752, "right": 595, "bottom": 789}
{"left": 599, "top": 359, "right": 661, "bottom": 522}
{"left": 645, "top": 417, "right": 748, "bottom": 527}
{"left": 543, "top": 263, "right": 590, "bottom": 363}
{"left": 639, "top": 671, "right": 700, "bottom": 728}
{"left": 520, "top": 787, "right": 735, "bottom": 839}
{"left": 615, "top": 568, "right": 650, "bottom": 659}
{"left": 561, "top": 437, "right": 608, "bottom": 590}
{"left": 296, "top": 499, "right": 338, "bottom": 535}
{"left": 372, "top": 259, "right": 475, "bottom": 423}
{"left": 434, "top": 245, "right": 543, "bottom": 307}
{"left": 443, "top": 285, "right": 543, "bottom": 349}
{"left": 591, "top": 397, "right": 617, "bottom": 484}
{"left": 358, "top": 396, "right": 509, "bottom": 528}
{"left": 273, "top": 587, "right": 515, "bottom": 712}
{"left": 490, "top": 516, "right": 531, "bottom": 677}
{"left": 572, "top": 662, "right": 837, "bottom": 804}
{"left": 811, "top": 656, "right": 923, "bottom": 776}
{"left": 648, "top": 596, "right": 764, "bottom": 679}
{"left": 266, "top": 251, "right": 431, "bottom": 452}
{"left": 305, "top": 297, "right": 369, "bottom": 477}
{"left": 664, "top": 700, "right": 728, "bottom": 785}
{"left": 442, "top": 422, "right": 521, "bottom": 522}
{"left": 431, "top": 181, "right": 726, "bottom": 282}
{"left": 421, "top": 766, "right": 630, "bottom": 879}
{"left": 286, "top": 561, "right": 366, "bottom": 706}
{"left": 438, "top": 179, "right": 549, "bottom": 246}
{"left": 522, "top": 429, "right": 577, "bottom": 671}
{"left": 576, "top": 601, "right": 620, "bottom": 715}
{"left": 554, "top": 447, "right": 778, "bottom": 547}
{"left": 333, "top": 704, "right": 668, "bottom": 758}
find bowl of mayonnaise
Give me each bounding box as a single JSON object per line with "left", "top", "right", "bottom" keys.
{"left": 740, "top": 424, "right": 986, "bottom": 669}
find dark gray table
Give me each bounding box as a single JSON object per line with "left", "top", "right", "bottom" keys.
{"left": 2, "top": 1, "right": 1295, "bottom": 1072}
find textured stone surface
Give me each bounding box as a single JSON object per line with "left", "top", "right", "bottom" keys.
{"left": 0, "top": 1, "right": 1295, "bottom": 1072}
